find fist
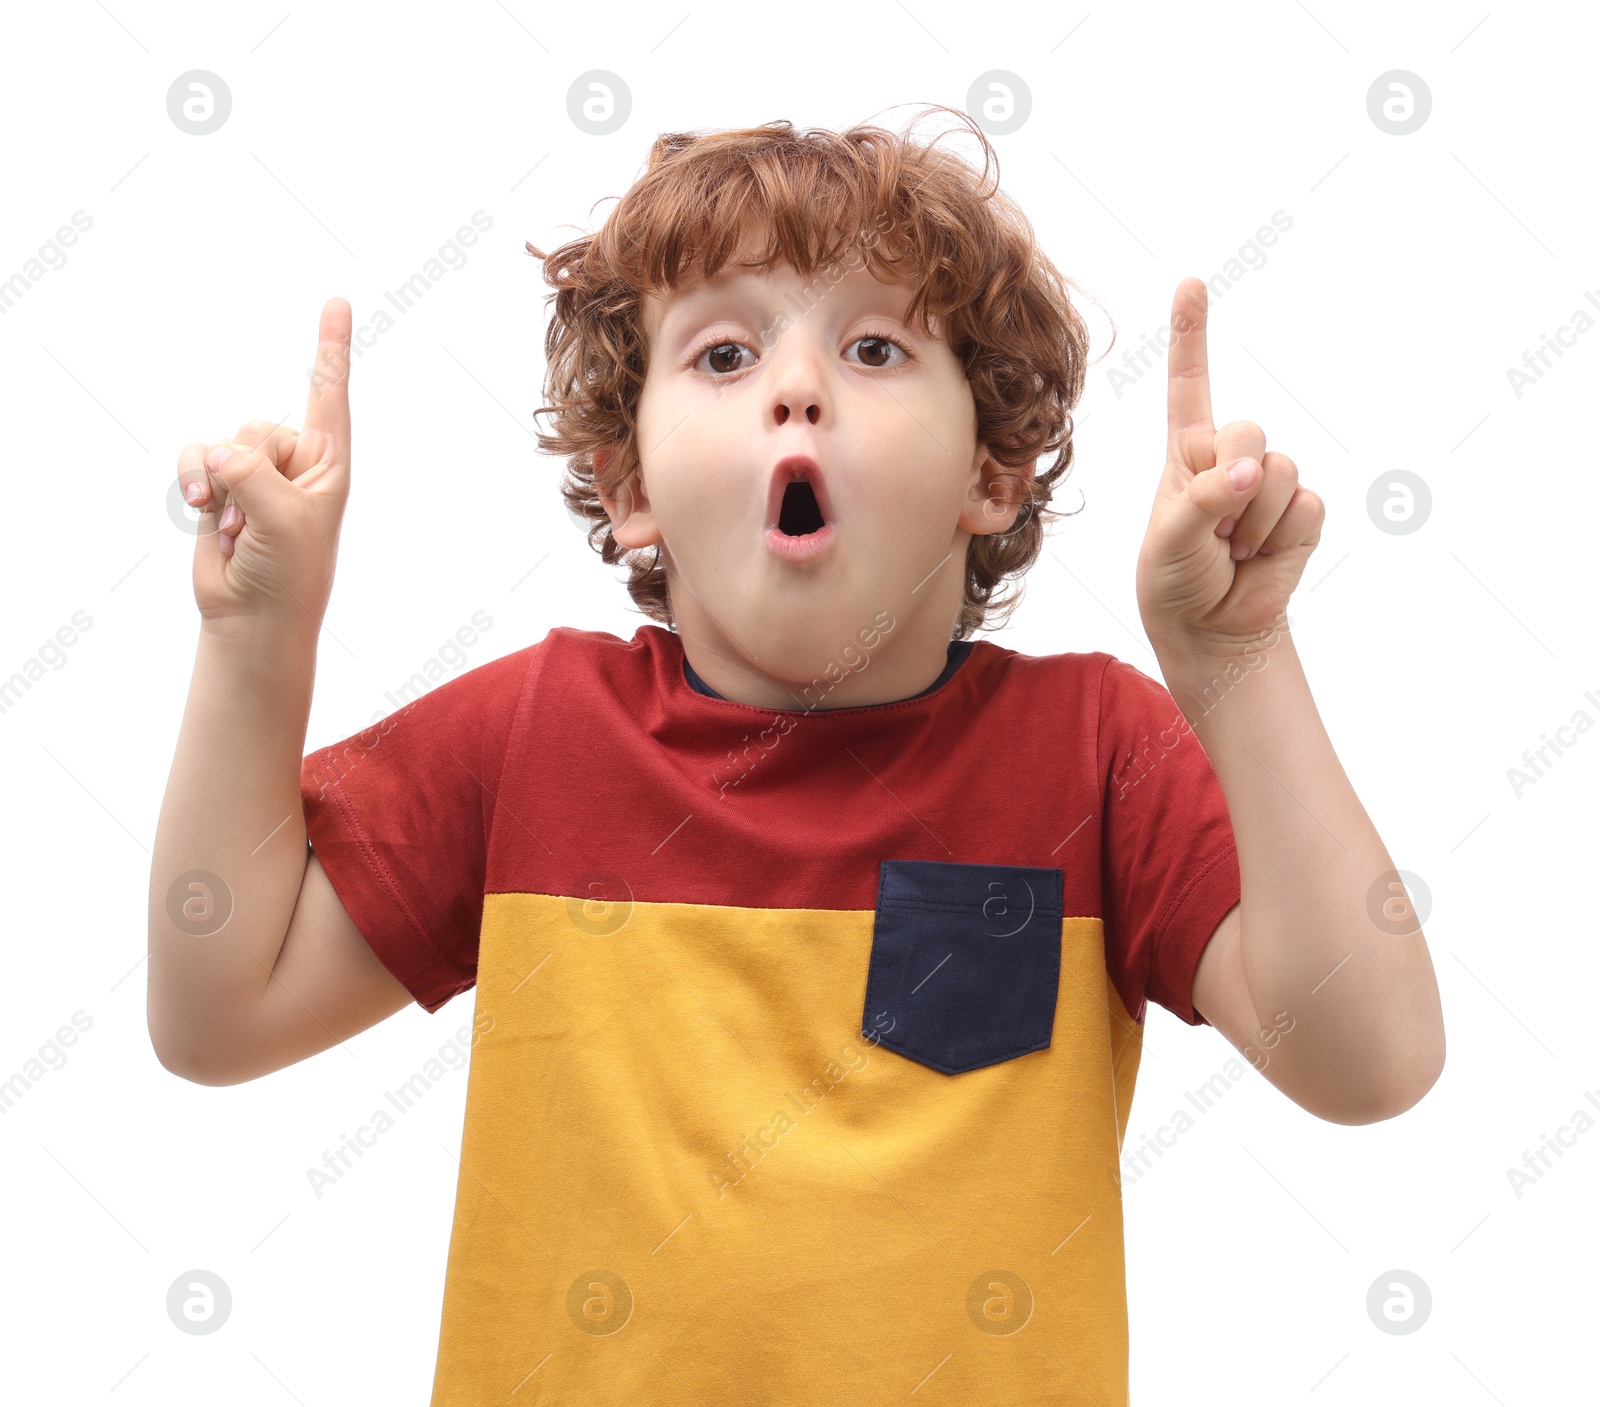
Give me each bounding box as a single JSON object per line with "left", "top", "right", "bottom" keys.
{"left": 1135, "top": 277, "right": 1324, "bottom": 655}
{"left": 177, "top": 299, "right": 354, "bottom": 632}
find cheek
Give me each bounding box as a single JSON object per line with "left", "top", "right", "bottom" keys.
{"left": 635, "top": 377, "right": 674, "bottom": 453}
{"left": 637, "top": 375, "right": 733, "bottom": 469}
{"left": 852, "top": 383, "right": 977, "bottom": 512}
{"left": 645, "top": 448, "right": 748, "bottom": 546}
{"left": 851, "top": 474, "right": 954, "bottom": 571}
{"left": 864, "top": 445, "right": 970, "bottom": 525}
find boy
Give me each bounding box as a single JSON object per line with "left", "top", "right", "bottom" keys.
{"left": 151, "top": 108, "right": 1445, "bottom": 1404}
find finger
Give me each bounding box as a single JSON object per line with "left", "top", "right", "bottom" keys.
{"left": 235, "top": 419, "right": 298, "bottom": 456}
{"left": 1226, "top": 452, "right": 1300, "bottom": 560}
{"left": 1154, "top": 454, "right": 1263, "bottom": 559}
{"left": 177, "top": 441, "right": 218, "bottom": 511}
{"left": 1213, "top": 420, "right": 1267, "bottom": 478}
{"left": 1166, "top": 277, "right": 1214, "bottom": 473}
{"left": 203, "top": 441, "right": 290, "bottom": 521}
{"left": 227, "top": 422, "right": 303, "bottom": 479}
{"left": 200, "top": 421, "right": 298, "bottom": 539}
{"left": 208, "top": 425, "right": 293, "bottom": 469}
{"left": 199, "top": 442, "right": 252, "bottom": 515}
{"left": 1209, "top": 421, "right": 1266, "bottom": 539}
{"left": 1259, "top": 483, "right": 1325, "bottom": 558}
{"left": 217, "top": 498, "right": 244, "bottom": 556}
{"left": 1212, "top": 421, "right": 1266, "bottom": 544}
{"left": 303, "top": 297, "right": 353, "bottom": 461}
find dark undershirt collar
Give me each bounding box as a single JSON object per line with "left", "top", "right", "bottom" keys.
{"left": 682, "top": 638, "right": 974, "bottom": 709}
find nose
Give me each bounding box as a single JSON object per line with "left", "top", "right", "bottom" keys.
{"left": 767, "top": 336, "right": 824, "bottom": 427}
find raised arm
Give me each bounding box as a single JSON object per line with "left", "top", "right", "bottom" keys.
{"left": 148, "top": 300, "right": 412, "bottom": 1084}
{"left": 1139, "top": 277, "right": 1445, "bottom": 1124}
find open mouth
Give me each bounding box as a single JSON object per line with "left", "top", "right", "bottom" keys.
{"left": 764, "top": 454, "right": 837, "bottom": 563}
{"left": 778, "top": 479, "right": 826, "bottom": 537}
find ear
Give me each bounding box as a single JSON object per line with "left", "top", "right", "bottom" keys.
{"left": 594, "top": 447, "right": 663, "bottom": 550}
{"left": 958, "top": 445, "right": 1026, "bottom": 536}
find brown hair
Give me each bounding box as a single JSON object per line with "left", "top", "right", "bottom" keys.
{"left": 527, "top": 103, "right": 1100, "bottom": 638}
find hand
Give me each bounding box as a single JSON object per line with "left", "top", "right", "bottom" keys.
{"left": 1135, "top": 277, "right": 1324, "bottom": 657}
{"left": 177, "top": 299, "right": 353, "bottom": 633}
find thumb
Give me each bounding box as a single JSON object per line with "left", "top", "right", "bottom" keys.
{"left": 1159, "top": 456, "right": 1259, "bottom": 549}
{"left": 206, "top": 441, "right": 295, "bottom": 522}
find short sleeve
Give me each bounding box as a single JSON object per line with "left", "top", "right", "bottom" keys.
{"left": 1097, "top": 654, "right": 1241, "bottom": 1028}
{"left": 300, "top": 645, "right": 535, "bottom": 1014}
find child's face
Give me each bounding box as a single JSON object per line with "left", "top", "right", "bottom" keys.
{"left": 601, "top": 255, "right": 1018, "bottom": 699}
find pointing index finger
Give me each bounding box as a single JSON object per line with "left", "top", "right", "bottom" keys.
{"left": 1166, "top": 277, "right": 1214, "bottom": 473}
{"left": 304, "top": 297, "right": 353, "bottom": 458}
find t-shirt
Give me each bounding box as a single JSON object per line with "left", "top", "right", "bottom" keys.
{"left": 300, "top": 622, "right": 1241, "bottom": 1405}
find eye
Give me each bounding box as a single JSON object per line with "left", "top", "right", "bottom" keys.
{"left": 687, "top": 336, "right": 754, "bottom": 376}
{"left": 684, "top": 327, "right": 915, "bottom": 377}
{"left": 844, "top": 328, "right": 913, "bottom": 369}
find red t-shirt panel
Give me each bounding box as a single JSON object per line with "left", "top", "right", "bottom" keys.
{"left": 299, "top": 626, "right": 1240, "bottom": 1027}
{"left": 299, "top": 644, "right": 535, "bottom": 1012}
{"left": 1097, "top": 654, "right": 1241, "bottom": 1026}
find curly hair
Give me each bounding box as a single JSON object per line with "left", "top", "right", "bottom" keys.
{"left": 527, "top": 103, "right": 1100, "bottom": 639}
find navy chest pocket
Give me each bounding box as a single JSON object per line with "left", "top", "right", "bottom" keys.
{"left": 861, "top": 860, "right": 1063, "bottom": 1075}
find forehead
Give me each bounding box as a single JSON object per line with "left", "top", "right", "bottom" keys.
{"left": 642, "top": 259, "right": 924, "bottom": 345}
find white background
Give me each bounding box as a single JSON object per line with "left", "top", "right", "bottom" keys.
{"left": 1, "top": 0, "right": 1592, "bottom": 1401}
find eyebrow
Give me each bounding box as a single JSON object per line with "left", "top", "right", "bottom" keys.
{"left": 653, "top": 278, "right": 922, "bottom": 355}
